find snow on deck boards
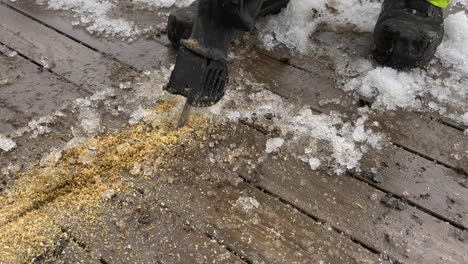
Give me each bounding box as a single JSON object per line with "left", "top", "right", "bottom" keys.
{"left": 0, "top": 1, "right": 467, "bottom": 263}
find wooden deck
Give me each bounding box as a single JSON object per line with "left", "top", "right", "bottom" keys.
{"left": 0, "top": 1, "right": 466, "bottom": 263}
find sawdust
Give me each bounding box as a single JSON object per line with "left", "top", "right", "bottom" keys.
{"left": 0, "top": 102, "right": 210, "bottom": 263}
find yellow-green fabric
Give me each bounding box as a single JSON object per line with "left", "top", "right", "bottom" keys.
{"left": 427, "top": 0, "right": 451, "bottom": 8}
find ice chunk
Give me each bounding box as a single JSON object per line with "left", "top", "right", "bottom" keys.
{"left": 80, "top": 108, "right": 101, "bottom": 134}
{"left": 0, "top": 135, "right": 16, "bottom": 152}
{"left": 308, "top": 158, "right": 321, "bottom": 170}
{"left": 236, "top": 197, "right": 260, "bottom": 212}
{"left": 265, "top": 137, "right": 285, "bottom": 153}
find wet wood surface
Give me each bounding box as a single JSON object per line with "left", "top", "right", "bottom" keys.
{"left": 6, "top": 0, "right": 466, "bottom": 172}
{"left": 0, "top": 1, "right": 467, "bottom": 264}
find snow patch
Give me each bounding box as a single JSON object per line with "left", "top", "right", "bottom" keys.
{"left": 134, "top": 0, "right": 194, "bottom": 8}
{"left": 308, "top": 157, "right": 321, "bottom": 170}
{"left": 207, "top": 77, "right": 384, "bottom": 173}
{"left": 258, "top": 0, "right": 381, "bottom": 52}
{"left": 346, "top": 67, "right": 425, "bottom": 110}
{"left": 259, "top": 1, "right": 468, "bottom": 125}
{"left": 236, "top": 197, "right": 260, "bottom": 212}
{"left": 437, "top": 12, "right": 468, "bottom": 75}
{"left": 265, "top": 137, "right": 284, "bottom": 153}
{"left": 34, "top": 0, "right": 194, "bottom": 39}
{"left": 37, "top": 0, "right": 140, "bottom": 39}
{"left": 0, "top": 135, "right": 16, "bottom": 152}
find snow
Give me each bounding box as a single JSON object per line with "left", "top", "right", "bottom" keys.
{"left": 0, "top": 134, "right": 16, "bottom": 152}
{"left": 134, "top": 0, "right": 194, "bottom": 8}
{"left": 1, "top": 0, "right": 463, "bottom": 176}
{"left": 437, "top": 12, "right": 468, "bottom": 75}
{"left": 29, "top": 1, "right": 468, "bottom": 125}
{"left": 346, "top": 67, "right": 425, "bottom": 110}
{"left": 236, "top": 197, "right": 260, "bottom": 212}
{"left": 75, "top": 98, "right": 101, "bottom": 134}
{"left": 451, "top": 0, "right": 467, "bottom": 8}
{"left": 28, "top": 117, "right": 53, "bottom": 138}
{"left": 36, "top": 0, "right": 140, "bottom": 39}
{"left": 33, "top": 0, "right": 194, "bottom": 39}
{"left": 259, "top": 1, "right": 467, "bottom": 125}
{"left": 207, "top": 75, "right": 384, "bottom": 173}
{"left": 0, "top": 44, "right": 18, "bottom": 57}
{"left": 308, "top": 157, "right": 321, "bottom": 170}
{"left": 265, "top": 137, "right": 284, "bottom": 153}
{"left": 257, "top": 0, "right": 381, "bottom": 52}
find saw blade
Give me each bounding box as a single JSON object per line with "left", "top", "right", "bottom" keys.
{"left": 177, "top": 97, "right": 192, "bottom": 128}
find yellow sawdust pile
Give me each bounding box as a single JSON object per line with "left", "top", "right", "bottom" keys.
{"left": 0, "top": 102, "right": 209, "bottom": 263}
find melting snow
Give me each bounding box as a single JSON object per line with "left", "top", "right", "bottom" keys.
{"left": 33, "top": 0, "right": 194, "bottom": 39}
{"left": 265, "top": 137, "right": 285, "bottom": 153}
{"left": 308, "top": 157, "right": 321, "bottom": 170}
{"left": 36, "top": 0, "right": 140, "bottom": 39}
{"left": 134, "top": 0, "right": 194, "bottom": 8}
{"left": 207, "top": 76, "right": 384, "bottom": 173}
{"left": 257, "top": 0, "right": 381, "bottom": 52}
{"left": 437, "top": 12, "right": 468, "bottom": 75}
{"left": 0, "top": 135, "right": 16, "bottom": 152}
{"left": 259, "top": 1, "right": 468, "bottom": 125}
{"left": 236, "top": 197, "right": 260, "bottom": 212}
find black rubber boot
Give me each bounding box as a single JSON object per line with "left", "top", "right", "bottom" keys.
{"left": 373, "top": 0, "right": 444, "bottom": 69}
{"left": 166, "top": 0, "right": 268, "bottom": 107}
{"left": 167, "top": 0, "right": 291, "bottom": 49}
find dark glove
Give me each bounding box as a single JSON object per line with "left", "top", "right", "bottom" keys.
{"left": 373, "top": 0, "right": 444, "bottom": 69}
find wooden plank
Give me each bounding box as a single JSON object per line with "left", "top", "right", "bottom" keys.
{"left": 2, "top": 0, "right": 174, "bottom": 70}
{"left": 59, "top": 189, "right": 244, "bottom": 264}
{"left": 31, "top": 240, "right": 101, "bottom": 264}
{"left": 0, "top": 3, "right": 464, "bottom": 262}
{"left": 5, "top": 0, "right": 466, "bottom": 173}
{"left": 128, "top": 142, "right": 386, "bottom": 264}
{"left": 0, "top": 3, "right": 125, "bottom": 93}
{"left": 234, "top": 53, "right": 468, "bottom": 228}
{"left": 2, "top": 0, "right": 465, "bottom": 229}
{"left": 0, "top": 106, "right": 21, "bottom": 135}
{"left": 50, "top": 241, "right": 101, "bottom": 264}
{"left": 259, "top": 27, "right": 467, "bottom": 133}
{"left": 214, "top": 125, "right": 468, "bottom": 264}
{"left": 358, "top": 147, "right": 468, "bottom": 229}
{"left": 0, "top": 52, "right": 86, "bottom": 128}
{"left": 0, "top": 176, "right": 239, "bottom": 264}
{"left": 239, "top": 52, "right": 468, "bottom": 171}
{"left": 0, "top": 44, "right": 89, "bottom": 177}
{"left": 8, "top": 0, "right": 465, "bottom": 171}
